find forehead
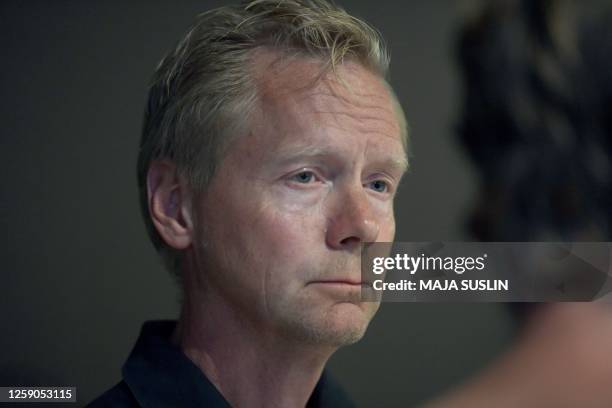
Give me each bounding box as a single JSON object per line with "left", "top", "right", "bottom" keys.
{"left": 248, "top": 50, "right": 404, "bottom": 151}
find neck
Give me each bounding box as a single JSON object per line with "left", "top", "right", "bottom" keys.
{"left": 173, "top": 276, "right": 336, "bottom": 408}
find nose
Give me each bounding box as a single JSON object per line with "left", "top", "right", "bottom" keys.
{"left": 325, "top": 186, "right": 380, "bottom": 251}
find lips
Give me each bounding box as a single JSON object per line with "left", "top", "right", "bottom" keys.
{"left": 309, "top": 279, "right": 372, "bottom": 288}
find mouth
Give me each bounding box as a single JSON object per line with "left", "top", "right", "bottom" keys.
{"left": 308, "top": 280, "right": 372, "bottom": 288}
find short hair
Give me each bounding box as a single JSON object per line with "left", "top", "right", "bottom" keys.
{"left": 137, "top": 0, "right": 402, "bottom": 279}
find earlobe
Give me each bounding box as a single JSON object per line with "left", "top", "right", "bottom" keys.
{"left": 147, "top": 160, "right": 193, "bottom": 250}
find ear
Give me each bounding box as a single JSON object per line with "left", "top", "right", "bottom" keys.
{"left": 147, "top": 160, "right": 194, "bottom": 250}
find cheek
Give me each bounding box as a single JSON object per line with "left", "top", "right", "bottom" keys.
{"left": 378, "top": 209, "right": 396, "bottom": 241}
{"left": 211, "top": 191, "right": 323, "bottom": 270}
{"left": 261, "top": 188, "right": 328, "bottom": 249}
{"left": 250, "top": 210, "right": 329, "bottom": 299}
{"left": 251, "top": 207, "right": 324, "bottom": 260}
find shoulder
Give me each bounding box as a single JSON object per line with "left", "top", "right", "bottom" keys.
{"left": 86, "top": 381, "right": 140, "bottom": 408}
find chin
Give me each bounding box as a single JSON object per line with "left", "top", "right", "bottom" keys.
{"left": 327, "top": 302, "right": 377, "bottom": 344}
{"left": 287, "top": 301, "right": 377, "bottom": 347}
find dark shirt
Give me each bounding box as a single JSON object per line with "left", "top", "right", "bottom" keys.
{"left": 87, "top": 321, "right": 355, "bottom": 407}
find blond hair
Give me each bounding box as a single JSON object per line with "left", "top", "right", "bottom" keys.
{"left": 138, "top": 0, "right": 401, "bottom": 279}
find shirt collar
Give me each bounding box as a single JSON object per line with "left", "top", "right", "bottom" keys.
{"left": 123, "top": 321, "right": 229, "bottom": 407}
{"left": 122, "top": 320, "right": 354, "bottom": 408}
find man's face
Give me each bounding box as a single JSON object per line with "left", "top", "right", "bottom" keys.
{"left": 191, "top": 56, "right": 407, "bottom": 346}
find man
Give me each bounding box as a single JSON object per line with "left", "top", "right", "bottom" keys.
{"left": 89, "top": 1, "right": 408, "bottom": 406}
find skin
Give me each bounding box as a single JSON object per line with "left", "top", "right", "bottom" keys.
{"left": 428, "top": 303, "right": 612, "bottom": 408}
{"left": 147, "top": 51, "right": 408, "bottom": 408}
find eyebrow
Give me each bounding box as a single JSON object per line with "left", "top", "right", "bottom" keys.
{"left": 272, "top": 144, "right": 410, "bottom": 175}
{"left": 385, "top": 155, "right": 410, "bottom": 174}
{"left": 274, "top": 145, "right": 331, "bottom": 161}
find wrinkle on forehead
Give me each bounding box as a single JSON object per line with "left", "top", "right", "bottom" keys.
{"left": 249, "top": 49, "right": 404, "bottom": 146}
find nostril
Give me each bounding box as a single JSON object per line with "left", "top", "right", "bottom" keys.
{"left": 340, "top": 236, "right": 361, "bottom": 247}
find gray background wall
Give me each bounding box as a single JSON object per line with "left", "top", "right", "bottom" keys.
{"left": 1, "top": 1, "right": 516, "bottom": 406}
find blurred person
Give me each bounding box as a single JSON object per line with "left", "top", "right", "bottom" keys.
{"left": 430, "top": 0, "right": 612, "bottom": 406}
{"left": 87, "top": 1, "right": 408, "bottom": 407}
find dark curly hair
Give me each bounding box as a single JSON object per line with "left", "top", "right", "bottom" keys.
{"left": 456, "top": 0, "right": 612, "bottom": 243}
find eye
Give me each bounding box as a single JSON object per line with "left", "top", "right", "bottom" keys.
{"left": 367, "top": 179, "right": 389, "bottom": 193}
{"left": 290, "top": 170, "right": 316, "bottom": 184}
